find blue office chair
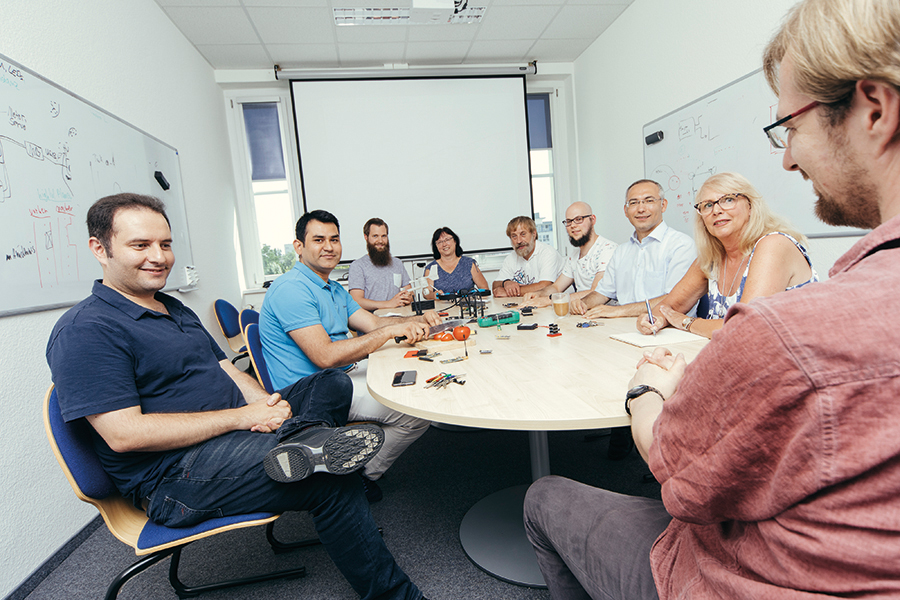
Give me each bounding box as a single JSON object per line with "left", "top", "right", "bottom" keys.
{"left": 239, "top": 308, "right": 260, "bottom": 345}
{"left": 696, "top": 293, "right": 710, "bottom": 320}
{"left": 43, "top": 385, "right": 314, "bottom": 599}
{"left": 214, "top": 299, "right": 248, "bottom": 364}
{"left": 245, "top": 323, "right": 275, "bottom": 394}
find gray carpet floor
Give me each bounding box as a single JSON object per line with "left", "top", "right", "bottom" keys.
{"left": 20, "top": 425, "right": 660, "bottom": 600}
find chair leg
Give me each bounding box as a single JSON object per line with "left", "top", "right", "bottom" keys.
{"left": 168, "top": 543, "right": 306, "bottom": 599}
{"left": 105, "top": 548, "right": 177, "bottom": 600}
{"left": 266, "top": 520, "right": 322, "bottom": 554}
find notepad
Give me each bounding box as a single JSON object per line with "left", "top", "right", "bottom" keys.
{"left": 610, "top": 329, "right": 704, "bottom": 348}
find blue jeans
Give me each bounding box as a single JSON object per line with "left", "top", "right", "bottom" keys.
{"left": 146, "top": 369, "right": 422, "bottom": 600}
{"left": 524, "top": 476, "right": 671, "bottom": 600}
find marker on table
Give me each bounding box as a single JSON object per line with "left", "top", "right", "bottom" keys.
{"left": 645, "top": 299, "right": 656, "bottom": 337}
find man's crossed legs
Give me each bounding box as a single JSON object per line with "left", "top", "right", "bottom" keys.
{"left": 146, "top": 368, "right": 423, "bottom": 600}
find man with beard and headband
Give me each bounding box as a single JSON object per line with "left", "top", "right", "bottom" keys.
{"left": 492, "top": 216, "right": 564, "bottom": 298}
{"left": 523, "top": 201, "right": 617, "bottom": 307}
{"left": 261, "top": 211, "right": 435, "bottom": 503}
{"left": 524, "top": 0, "right": 900, "bottom": 598}
{"left": 349, "top": 218, "right": 413, "bottom": 311}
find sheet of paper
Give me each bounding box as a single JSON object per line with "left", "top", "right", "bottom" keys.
{"left": 609, "top": 328, "right": 704, "bottom": 348}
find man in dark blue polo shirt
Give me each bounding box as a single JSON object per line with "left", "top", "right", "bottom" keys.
{"left": 46, "top": 193, "right": 427, "bottom": 600}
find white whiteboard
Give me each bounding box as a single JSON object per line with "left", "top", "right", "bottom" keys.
{"left": 0, "top": 53, "right": 193, "bottom": 317}
{"left": 290, "top": 76, "right": 533, "bottom": 261}
{"left": 643, "top": 69, "right": 866, "bottom": 239}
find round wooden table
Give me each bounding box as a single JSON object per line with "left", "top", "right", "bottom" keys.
{"left": 368, "top": 299, "right": 708, "bottom": 587}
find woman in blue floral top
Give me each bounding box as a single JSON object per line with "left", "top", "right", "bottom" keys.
{"left": 637, "top": 172, "right": 817, "bottom": 339}
{"left": 423, "top": 227, "right": 489, "bottom": 298}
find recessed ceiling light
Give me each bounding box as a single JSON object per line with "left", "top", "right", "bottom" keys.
{"left": 333, "top": 4, "right": 485, "bottom": 25}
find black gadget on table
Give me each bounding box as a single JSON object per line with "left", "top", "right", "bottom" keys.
{"left": 392, "top": 370, "right": 417, "bottom": 387}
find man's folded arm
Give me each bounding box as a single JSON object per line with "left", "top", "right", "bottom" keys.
{"left": 86, "top": 398, "right": 292, "bottom": 454}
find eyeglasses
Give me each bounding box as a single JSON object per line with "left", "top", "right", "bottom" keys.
{"left": 625, "top": 197, "right": 660, "bottom": 208}
{"left": 436, "top": 237, "right": 454, "bottom": 245}
{"left": 693, "top": 193, "right": 748, "bottom": 215}
{"left": 763, "top": 101, "right": 820, "bottom": 149}
{"left": 561, "top": 214, "right": 592, "bottom": 227}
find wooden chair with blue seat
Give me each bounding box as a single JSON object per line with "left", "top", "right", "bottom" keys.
{"left": 244, "top": 322, "right": 275, "bottom": 394}
{"left": 239, "top": 308, "right": 260, "bottom": 349}
{"left": 42, "top": 385, "right": 317, "bottom": 600}
{"left": 213, "top": 299, "right": 248, "bottom": 365}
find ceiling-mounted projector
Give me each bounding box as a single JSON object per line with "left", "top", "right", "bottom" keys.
{"left": 410, "top": 0, "right": 454, "bottom": 23}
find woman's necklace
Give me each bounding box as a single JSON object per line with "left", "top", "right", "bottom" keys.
{"left": 723, "top": 254, "right": 748, "bottom": 297}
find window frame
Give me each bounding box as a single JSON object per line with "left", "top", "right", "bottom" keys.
{"left": 525, "top": 82, "right": 574, "bottom": 252}
{"left": 223, "top": 88, "right": 304, "bottom": 289}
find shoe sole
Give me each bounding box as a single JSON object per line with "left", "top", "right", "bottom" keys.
{"left": 264, "top": 424, "right": 385, "bottom": 483}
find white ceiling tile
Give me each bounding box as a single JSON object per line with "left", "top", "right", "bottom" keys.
{"left": 246, "top": 7, "right": 336, "bottom": 44}
{"left": 268, "top": 43, "right": 341, "bottom": 67}
{"left": 155, "top": 0, "right": 239, "bottom": 6}
{"left": 407, "top": 23, "right": 478, "bottom": 42}
{"left": 154, "top": 0, "right": 634, "bottom": 69}
{"left": 338, "top": 42, "right": 407, "bottom": 65}
{"left": 565, "top": 0, "right": 633, "bottom": 5}
{"left": 405, "top": 41, "right": 471, "bottom": 62}
{"left": 195, "top": 44, "right": 272, "bottom": 68}
{"left": 542, "top": 3, "right": 625, "bottom": 39}
{"left": 164, "top": 6, "right": 260, "bottom": 44}
{"left": 466, "top": 39, "right": 532, "bottom": 60}
{"left": 335, "top": 25, "right": 409, "bottom": 43}
{"left": 332, "top": 0, "right": 414, "bottom": 7}
{"left": 489, "top": 0, "right": 565, "bottom": 5}
{"left": 242, "top": 0, "right": 328, "bottom": 6}
{"left": 475, "top": 5, "right": 561, "bottom": 40}
{"left": 527, "top": 37, "right": 593, "bottom": 61}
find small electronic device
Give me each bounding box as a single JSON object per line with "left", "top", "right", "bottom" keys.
{"left": 520, "top": 307, "right": 533, "bottom": 316}
{"left": 392, "top": 370, "right": 417, "bottom": 387}
{"left": 517, "top": 323, "right": 538, "bottom": 330}
{"left": 477, "top": 311, "right": 521, "bottom": 328}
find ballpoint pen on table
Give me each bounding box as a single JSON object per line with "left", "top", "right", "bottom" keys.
{"left": 645, "top": 298, "right": 656, "bottom": 337}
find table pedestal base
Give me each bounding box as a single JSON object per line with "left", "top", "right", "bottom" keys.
{"left": 458, "top": 484, "right": 547, "bottom": 588}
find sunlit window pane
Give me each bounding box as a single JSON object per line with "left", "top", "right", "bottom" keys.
{"left": 530, "top": 149, "right": 552, "bottom": 176}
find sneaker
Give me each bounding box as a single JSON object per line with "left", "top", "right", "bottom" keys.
{"left": 360, "top": 474, "right": 383, "bottom": 503}
{"left": 264, "top": 424, "right": 385, "bottom": 484}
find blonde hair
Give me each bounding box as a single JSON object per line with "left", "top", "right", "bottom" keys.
{"left": 693, "top": 173, "right": 806, "bottom": 279}
{"left": 506, "top": 216, "right": 537, "bottom": 238}
{"left": 763, "top": 0, "right": 900, "bottom": 119}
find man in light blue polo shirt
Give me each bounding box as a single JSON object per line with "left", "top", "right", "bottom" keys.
{"left": 260, "top": 210, "right": 439, "bottom": 501}
{"left": 572, "top": 180, "right": 696, "bottom": 319}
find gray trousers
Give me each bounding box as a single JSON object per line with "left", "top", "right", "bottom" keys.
{"left": 524, "top": 475, "right": 672, "bottom": 600}
{"left": 349, "top": 360, "right": 431, "bottom": 480}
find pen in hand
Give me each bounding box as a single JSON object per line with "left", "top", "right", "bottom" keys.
{"left": 645, "top": 299, "right": 656, "bottom": 337}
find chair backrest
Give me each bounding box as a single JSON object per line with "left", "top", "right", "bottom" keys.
{"left": 43, "top": 386, "right": 118, "bottom": 502}
{"left": 239, "top": 308, "right": 260, "bottom": 343}
{"left": 215, "top": 299, "right": 247, "bottom": 354}
{"left": 696, "top": 293, "right": 710, "bottom": 320}
{"left": 245, "top": 323, "right": 275, "bottom": 394}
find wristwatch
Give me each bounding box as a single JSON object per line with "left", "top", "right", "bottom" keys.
{"left": 625, "top": 384, "right": 665, "bottom": 416}
{"left": 681, "top": 316, "right": 696, "bottom": 332}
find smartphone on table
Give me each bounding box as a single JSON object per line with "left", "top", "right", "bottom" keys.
{"left": 392, "top": 370, "right": 417, "bottom": 387}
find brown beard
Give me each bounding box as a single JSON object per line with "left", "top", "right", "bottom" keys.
{"left": 367, "top": 241, "right": 392, "bottom": 267}
{"left": 811, "top": 129, "right": 880, "bottom": 230}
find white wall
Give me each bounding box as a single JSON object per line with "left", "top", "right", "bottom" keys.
{"left": 0, "top": 1, "right": 243, "bottom": 595}
{"left": 572, "top": 0, "right": 856, "bottom": 275}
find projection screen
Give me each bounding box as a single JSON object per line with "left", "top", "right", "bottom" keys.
{"left": 290, "top": 76, "right": 533, "bottom": 263}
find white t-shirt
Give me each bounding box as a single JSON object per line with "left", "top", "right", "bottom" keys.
{"left": 496, "top": 240, "right": 564, "bottom": 287}
{"left": 562, "top": 235, "right": 617, "bottom": 292}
